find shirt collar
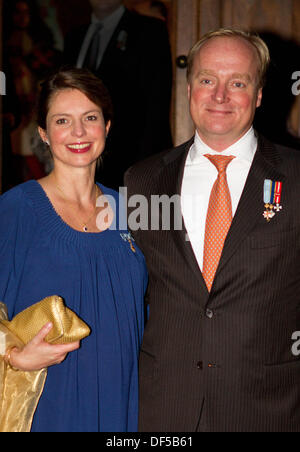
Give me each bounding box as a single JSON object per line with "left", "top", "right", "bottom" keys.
{"left": 190, "top": 127, "right": 257, "bottom": 164}
{"left": 91, "top": 5, "right": 125, "bottom": 29}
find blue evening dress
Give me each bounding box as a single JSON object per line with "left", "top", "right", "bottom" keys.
{"left": 0, "top": 180, "right": 147, "bottom": 432}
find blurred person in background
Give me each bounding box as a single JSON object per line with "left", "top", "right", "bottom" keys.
{"left": 128, "top": 0, "right": 168, "bottom": 21}
{"left": 1, "top": 58, "right": 21, "bottom": 192}
{"left": 64, "top": 0, "right": 173, "bottom": 190}
{"left": 3, "top": 0, "right": 61, "bottom": 183}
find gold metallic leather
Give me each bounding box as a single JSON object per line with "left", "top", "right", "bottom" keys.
{"left": 0, "top": 296, "right": 90, "bottom": 432}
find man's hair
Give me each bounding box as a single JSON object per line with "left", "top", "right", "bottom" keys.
{"left": 187, "top": 28, "right": 270, "bottom": 89}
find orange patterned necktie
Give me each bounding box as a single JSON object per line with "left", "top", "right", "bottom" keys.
{"left": 202, "top": 154, "right": 235, "bottom": 291}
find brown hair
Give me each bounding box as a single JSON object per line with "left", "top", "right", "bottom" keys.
{"left": 187, "top": 28, "right": 270, "bottom": 89}
{"left": 37, "top": 66, "right": 113, "bottom": 130}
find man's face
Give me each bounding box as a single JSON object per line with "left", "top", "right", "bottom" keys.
{"left": 89, "top": 0, "right": 123, "bottom": 15}
{"left": 188, "top": 36, "right": 262, "bottom": 151}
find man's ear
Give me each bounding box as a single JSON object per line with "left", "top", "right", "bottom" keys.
{"left": 187, "top": 84, "right": 191, "bottom": 101}
{"left": 256, "top": 88, "right": 263, "bottom": 108}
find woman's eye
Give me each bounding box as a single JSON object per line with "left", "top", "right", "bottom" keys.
{"left": 56, "top": 118, "right": 68, "bottom": 125}
{"left": 86, "top": 115, "right": 98, "bottom": 121}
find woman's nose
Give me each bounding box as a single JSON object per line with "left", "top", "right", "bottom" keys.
{"left": 71, "top": 119, "right": 86, "bottom": 137}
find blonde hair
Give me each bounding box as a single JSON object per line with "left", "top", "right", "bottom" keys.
{"left": 187, "top": 28, "right": 270, "bottom": 88}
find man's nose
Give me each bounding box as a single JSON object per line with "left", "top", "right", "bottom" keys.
{"left": 212, "top": 83, "right": 228, "bottom": 104}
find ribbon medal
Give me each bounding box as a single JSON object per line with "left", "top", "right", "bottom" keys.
{"left": 263, "top": 179, "right": 283, "bottom": 222}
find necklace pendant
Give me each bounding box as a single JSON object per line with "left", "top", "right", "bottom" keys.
{"left": 83, "top": 225, "right": 88, "bottom": 232}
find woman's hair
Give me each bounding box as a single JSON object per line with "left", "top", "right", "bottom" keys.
{"left": 187, "top": 28, "right": 270, "bottom": 89}
{"left": 37, "top": 67, "right": 113, "bottom": 130}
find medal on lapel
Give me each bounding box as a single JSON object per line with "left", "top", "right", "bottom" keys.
{"left": 263, "top": 179, "right": 283, "bottom": 222}
{"left": 116, "top": 30, "right": 128, "bottom": 51}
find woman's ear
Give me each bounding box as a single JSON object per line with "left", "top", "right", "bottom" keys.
{"left": 105, "top": 120, "right": 111, "bottom": 137}
{"left": 38, "top": 127, "right": 49, "bottom": 145}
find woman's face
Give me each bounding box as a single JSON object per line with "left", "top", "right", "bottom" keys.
{"left": 39, "top": 88, "right": 110, "bottom": 170}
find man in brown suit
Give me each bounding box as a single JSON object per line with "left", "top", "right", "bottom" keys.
{"left": 125, "top": 29, "right": 300, "bottom": 432}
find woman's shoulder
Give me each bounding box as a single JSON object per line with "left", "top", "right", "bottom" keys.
{"left": 96, "top": 183, "right": 128, "bottom": 232}
{"left": 97, "top": 183, "right": 119, "bottom": 199}
{"left": 96, "top": 182, "right": 125, "bottom": 211}
{"left": 1, "top": 182, "right": 27, "bottom": 203}
{"left": 1, "top": 180, "right": 37, "bottom": 195}
{"left": 0, "top": 181, "right": 38, "bottom": 216}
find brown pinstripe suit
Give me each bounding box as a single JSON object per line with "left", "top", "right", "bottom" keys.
{"left": 125, "top": 134, "right": 300, "bottom": 432}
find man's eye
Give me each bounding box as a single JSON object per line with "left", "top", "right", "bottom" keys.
{"left": 233, "top": 82, "right": 246, "bottom": 88}
{"left": 86, "top": 115, "right": 98, "bottom": 121}
{"left": 200, "top": 79, "right": 212, "bottom": 85}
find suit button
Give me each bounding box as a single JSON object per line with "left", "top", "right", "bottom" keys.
{"left": 206, "top": 309, "right": 214, "bottom": 319}
{"left": 197, "top": 361, "right": 203, "bottom": 370}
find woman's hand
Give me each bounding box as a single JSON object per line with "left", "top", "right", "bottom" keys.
{"left": 8, "top": 322, "right": 80, "bottom": 371}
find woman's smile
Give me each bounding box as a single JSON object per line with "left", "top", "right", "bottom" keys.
{"left": 66, "top": 142, "right": 93, "bottom": 153}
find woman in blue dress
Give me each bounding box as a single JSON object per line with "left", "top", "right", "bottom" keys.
{"left": 0, "top": 68, "right": 147, "bottom": 432}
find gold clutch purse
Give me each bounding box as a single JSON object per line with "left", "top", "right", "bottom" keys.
{"left": 1, "top": 295, "right": 90, "bottom": 345}
{"left": 0, "top": 295, "right": 90, "bottom": 432}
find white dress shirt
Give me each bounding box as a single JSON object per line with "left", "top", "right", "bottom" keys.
{"left": 181, "top": 127, "right": 258, "bottom": 270}
{"left": 76, "top": 5, "right": 125, "bottom": 70}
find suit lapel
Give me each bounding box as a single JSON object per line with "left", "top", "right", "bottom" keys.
{"left": 214, "top": 135, "right": 286, "bottom": 281}
{"left": 99, "top": 10, "right": 130, "bottom": 71}
{"left": 162, "top": 139, "right": 210, "bottom": 297}
{"left": 160, "top": 134, "right": 285, "bottom": 296}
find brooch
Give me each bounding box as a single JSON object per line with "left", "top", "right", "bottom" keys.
{"left": 116, "top": 30, "right": 128, "bottom": 51}
{"left": 120, "top": 232, "right": 136, "bottom": 252}
{"left": 263, "top": 179, "right": 283, "bottom": 222}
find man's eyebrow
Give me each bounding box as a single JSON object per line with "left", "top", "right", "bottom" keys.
{"left": 195, "top": 70, "right": 252, "bottom": 82}
{"left": 230, "top": 72, "right": 252, "bottom": 82}
{"left": 196, "top": 69, "right": 216, "bottom": 77}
